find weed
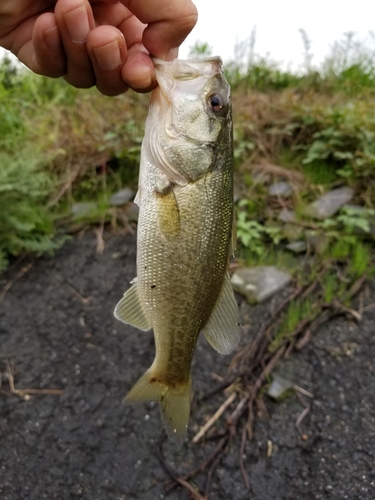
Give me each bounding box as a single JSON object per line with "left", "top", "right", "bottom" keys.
{"left": 270, "top": 297, "right": 315, "bottom": 351}
{"left": 1, "top": 36, "right": 375, "bottom": 274}
{"left": 236, "top": 200, "right": 282, "bottom": 257}
{"left": 0, "top": 151, "right": 63, "bottom": 270}
{"left": 349, "top": 243, "right": 371, "bottom": 279}
{"left": 321, "top": 271, "right": 339, "bottom": 303}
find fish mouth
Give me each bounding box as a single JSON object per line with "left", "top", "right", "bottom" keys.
{"left": 152, "top": 57, "right": 224, "bottom": 83}
{"left": 152, "top": 55, "right": 223, "bottom": 67}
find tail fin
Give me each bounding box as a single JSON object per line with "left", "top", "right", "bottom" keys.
{"left": 125, "top": 369, "right": 192, "bottom": 446}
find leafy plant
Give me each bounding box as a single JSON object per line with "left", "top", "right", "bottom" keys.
{"left": 0, "top": 151, "right": 62, "bottom": 270}
{"left": 236, "top": 200, "right": 282, "bottom": 256}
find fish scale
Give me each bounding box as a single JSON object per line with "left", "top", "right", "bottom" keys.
{"left": 114, "top": 57, "right": 240, "bottom": 444}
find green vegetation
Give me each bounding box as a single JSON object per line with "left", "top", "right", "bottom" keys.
{"left": 0, "top": 56, "right": 147, "bottom": 269}
{"left": 270, "top": 296, "right": 316, "bottom": 352}
{"left": 0, "top": 32, "right": 374, "bottom": 278}
{"left": 0, "top": 154, "right": 58, "bottom": 270}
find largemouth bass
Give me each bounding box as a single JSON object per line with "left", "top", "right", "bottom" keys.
{"left": 114, "top": 57, "right": 240, "bottom": 444}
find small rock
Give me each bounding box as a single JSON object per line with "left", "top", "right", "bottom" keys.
{"left": 71, "top": 202, "right": 98, "bottom": 218}
{"left": 286, "top": 241, "right": 307, "bottom": 253}
{"left": 231, "top": 266, "right": 292, "bottom": 304}
{"left": 278, "top": 208, "right": 297, "bottom": 223}
{"left": 267, "top": 375, "right": 294, "bottom": 399}
{"left": 109, "top": 188, "right": 135, "bottom": 206}
{"left": 268, "top": 182, "right": 293, "bottom": 197}
{"left": 303, "top": 187, "right": 354, "bottom": 220}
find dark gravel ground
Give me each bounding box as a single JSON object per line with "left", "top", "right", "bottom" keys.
{"left": 1, "top": 230, "right": 374, "bottom": 500}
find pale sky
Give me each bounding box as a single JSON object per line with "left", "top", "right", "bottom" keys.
{"left": 180, "top": 0, "right": 375, "bottom": 71}
{"left": 1, "top": 1, "right": 374, "bottom": 72}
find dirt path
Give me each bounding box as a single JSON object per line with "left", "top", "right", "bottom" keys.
{"left": 1, "top": 231, "right": 374, "bottom": 499}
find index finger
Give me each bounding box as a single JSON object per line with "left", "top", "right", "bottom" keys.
{"left": 119, "top": 0, "right": 198, "bottom": 59}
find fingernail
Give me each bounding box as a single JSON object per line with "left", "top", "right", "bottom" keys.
{"left": 93, "top": 41, "right": 121, "bottom": 71}
{"left": 63, "top": 6, "right": 90, "bottom": 43}
{"left": 44, "top": 27, "right": 62, "bottom": 51}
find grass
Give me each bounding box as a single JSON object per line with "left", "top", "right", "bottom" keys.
{"left": 0, "top": 56, "right": 148, "bottom": 268}
{"left": 0, "top": 32, "right": 375, "bottom": 274}
{"left": 270, "top": 296, "right": 315, "bottom": 352}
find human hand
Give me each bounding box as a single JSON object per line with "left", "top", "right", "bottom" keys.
{"left": 0, "top": 0, "right": 197, "bottom": 95}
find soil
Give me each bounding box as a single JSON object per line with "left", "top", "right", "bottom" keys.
{"left": 1, "top": 230, "right": 375, "bottom": 500}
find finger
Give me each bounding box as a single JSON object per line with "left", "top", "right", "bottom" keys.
{"left": 86, "top": 25, "right": 129, "bottom": 96}
{"left": 121, "top": 46, "right": 156, "bottom": 93}
{"left": 32, "top": 13, "right": 66, "bottom": 78}
{"left": 1, "top": 12, "right": 65, "bottom": 78}
{"left": 54, "top": 0, "right": 96, "bottom": 88}
{"left": 91, "top": 2, "right": 156, "bottom": 92}
{"left": 119, "top": 0, "right": 198, "bottom": 59}
{"left": 116, "top": 14, "right": 156, "bottom": 92}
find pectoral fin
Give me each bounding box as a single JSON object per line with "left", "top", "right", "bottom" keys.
{"left": 201, "top": 274, "right": 241, "bottom": 355}
{"left": 114, "top": 279, "right": 151, "bottom": 331}
{"left": 157, "top": 188, "right": 180, "bottom": 239}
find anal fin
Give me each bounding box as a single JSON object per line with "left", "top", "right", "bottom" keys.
{"left": 201, "top": 274, "right": 241, "bottom": 355}
{"left": 114, "top": 279, "right": 151, "bottom": 331}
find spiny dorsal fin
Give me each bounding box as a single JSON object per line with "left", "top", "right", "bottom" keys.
{"left": 201, "top": 274, "right": 241, "bottom": 354}
{"left": 114, "top": 279, "right": 151, "bottom": 331}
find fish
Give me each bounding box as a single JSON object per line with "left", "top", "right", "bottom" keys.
{"left": 114, "top": 57, "right": 240, "bottom": 444}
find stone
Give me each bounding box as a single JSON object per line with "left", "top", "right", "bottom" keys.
{"left": 278, "top": 208, "right": 297, "bottom": 223}
{"left": 286, "top": 241, "right": 307, "bottom": 253}
{"left": 267, "top": 375, "right": 295, "bottom": 399}
{"left": 71, "top": 202, "right": 98, "bottom": 218}
{"left": 109, "top": 188, "right": 135, "bottom": 206}
{"left": 303, "top": 187, "right": 354, "bottom": 220}
{"left": 268, "top": 182, "right": 293, "bottom": 197}
{"left": 231, "top": 266, "right": 292, "bottom": 304}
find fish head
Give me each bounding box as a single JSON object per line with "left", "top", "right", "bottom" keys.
{"left": 147, "top": 57, "right": 232, "bottom": 184}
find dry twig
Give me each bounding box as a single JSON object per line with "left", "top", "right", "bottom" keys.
{"left": 192, "top": 392, "right": 237, "bottom": 443}
{"left": 1, "top": 359, "right": 63, "bottom": 398}
{"left": 295, "top": 404, "right": 311, "bottom": 437}
{"left": 0, "top": 262, "right": 34, "bottom": 303}
{"left": 94, "top": 222, "right": 105, "bottom": 254}
{"left": 239, "top": 426, "right": 251, "bottom": 491}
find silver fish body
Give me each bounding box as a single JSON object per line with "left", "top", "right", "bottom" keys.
{"left": 115, "top": 57, "right": 240, "bottom": 444}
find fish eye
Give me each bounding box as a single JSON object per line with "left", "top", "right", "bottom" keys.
{"left": 208, "top": 93, "right": 225, "bottom": 114}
